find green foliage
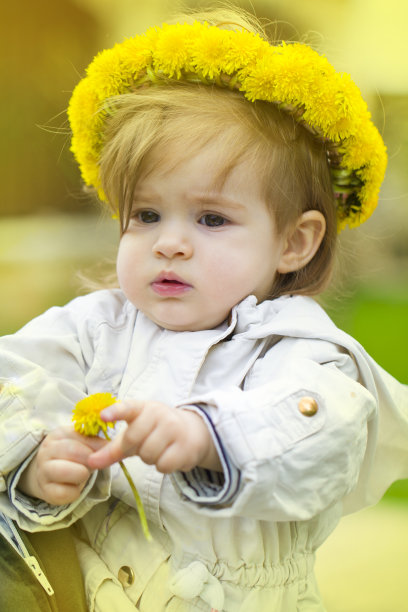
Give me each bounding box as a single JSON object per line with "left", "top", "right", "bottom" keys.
{"left": 384, "top": 479, "right": 408, "bottom": 502}
{"left": 326, "top": 287, "right": 408, "bottom": 502}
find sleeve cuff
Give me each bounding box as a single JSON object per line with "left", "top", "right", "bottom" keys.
{"left": 171, "top": 404, "right": 241, "bottom": 506}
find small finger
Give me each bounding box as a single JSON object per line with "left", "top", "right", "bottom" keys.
{"left": 43, "top": 459, "right": 92, "bottom": 486}
{"left": 100, "top": 401, "right": 143, "bottom": 423}
{"left": 44, "top": 437, "right": 105, "bottom": 464}
{"left": 88, "top": 413, "right": 152, "bottom": 468}
{"left": 87, "top": 438, "right": 127, "bottom": 469}
{"left": 42, "top": 482, "right": 86, "bottom": 506}
{"left": 154, "top": 444, "right": 194, "bottom": 474}
{"left": 137, "top": 429, "right": 171, "bottom": 466}
{"left": 46, "top": 427, "right": 108, "bottom": 452}
{"left": 78, "top": 435, "right": 109, "bottom": 452}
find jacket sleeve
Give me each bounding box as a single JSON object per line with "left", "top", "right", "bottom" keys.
{"left": 0, "top": 295, "right": 113, "bottom": 529}
{"left": 172, "top": 349, "right": 376, "bottom": 521}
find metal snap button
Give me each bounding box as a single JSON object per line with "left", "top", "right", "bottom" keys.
{"left": 118, "top": 565, "right": 135, "bottom": 588}
{"left": 298, "top": 397, "right": 318, "bottom": 416}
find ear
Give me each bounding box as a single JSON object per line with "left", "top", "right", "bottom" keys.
{"left": 277, "top": 211, "right": 326, "bottom": 274}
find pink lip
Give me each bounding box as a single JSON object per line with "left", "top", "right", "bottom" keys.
{"left": 151, "top": 272, "right": 192, "bottom": 296}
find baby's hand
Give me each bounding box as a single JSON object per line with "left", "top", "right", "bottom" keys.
{"left": 18, "top": 427, "right": 106, "bottom": 505}
{"left": 88, "top": 401, "right": 221, "bottom": 474}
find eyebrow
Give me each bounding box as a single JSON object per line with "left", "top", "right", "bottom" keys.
{"left": 133, "top": 191, "right": 247, "bottom": 211}
{"left": 193, "top": 194, "right": 247, "bottom": 211}
{"left": 132, "top": 192, "right": 161, "bottom": 203}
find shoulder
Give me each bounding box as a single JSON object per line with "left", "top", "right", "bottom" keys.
{"left": 251, "top": 295, "right": 404, "bottom": 399}
{"left": 64, "top": 289, "right": 132, "bottom": 327}
{"left": 237, "top": 294, "right": 344, "bottom": 343}
{"left": 253, "top": 295, "right": 362, "bottom": 350}
{"left": 17, "top": 289, "right": 136, "bottom": 338}
{"left": 238, "top": 295, "right": 361, "bottom": 382}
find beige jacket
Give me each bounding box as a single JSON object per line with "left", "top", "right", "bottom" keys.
{"left": 0, "top": 290, "right": 407, "bottom": 611}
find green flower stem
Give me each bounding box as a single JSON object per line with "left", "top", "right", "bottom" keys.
{"left": 118, "top": 459, "right": 152, "bottom": 541}
{"left": 103, "top": 430, "right": 152, "bottom": 541}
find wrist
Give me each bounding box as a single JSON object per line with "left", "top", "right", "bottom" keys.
{"left": 183, "top": 409, "right": 222, "bottom": 472}
{"left": 17, "top": 457, "right": 41, "bottom": 499}
{"left": 199, "top": 440, "right": 222, "bottom": 472}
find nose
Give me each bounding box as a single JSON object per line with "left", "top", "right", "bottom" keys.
{"left": 152, "top": 224, "right": 193, "bottom": 260}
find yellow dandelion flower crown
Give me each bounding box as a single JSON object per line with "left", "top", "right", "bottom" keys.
{"left": 68, "top": 20, "right": 387, "bottom": 230}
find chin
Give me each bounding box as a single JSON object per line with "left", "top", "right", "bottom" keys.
{"left": 157, "top": 320, "right": 206, "bottom": 332}
{"left": 153, "top": 315, "right": 225, "bottom": 332}
{"left": 145, "top": 305, "right": 229, "bottom": 332}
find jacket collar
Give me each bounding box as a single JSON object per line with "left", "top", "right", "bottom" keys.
{"left": 231, "top": 294, "right": 337, "bottom": 340}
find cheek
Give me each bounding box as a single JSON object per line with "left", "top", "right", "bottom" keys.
{"left": 202, "top": 252, "right": 249, "bottom": 296}
{"left": 116, "top": 246, "right": 128, "bottom": 283}
{"left": 212, "top": 244, "right": 276, "bottom": 297}
{"left": 116, "top": 243, "right": 139, "bottom": 290}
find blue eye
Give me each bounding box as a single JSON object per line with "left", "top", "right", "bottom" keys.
{"left": 200, "top": 214, "right": 227, "bottom": 227}
{"left": 137, "top": 210, "right": 160, "bottom": 223}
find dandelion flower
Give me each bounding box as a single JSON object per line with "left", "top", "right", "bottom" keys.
{"left": 72, "top": 393, "right": 152, "bottom": 541}
{"left": 72, "top": 392, "right": 116, "bottom": 436}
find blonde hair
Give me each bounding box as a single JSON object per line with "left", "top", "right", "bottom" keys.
{"left": 99, "top": 81, "right": 336, "bottom": 298}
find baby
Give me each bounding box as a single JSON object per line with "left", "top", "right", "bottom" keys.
{"left": 0, "top": 7, "right": 407, "bottom": 612}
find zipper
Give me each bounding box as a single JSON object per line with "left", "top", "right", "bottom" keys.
{"left": 24, "top": 555, "right": 55, "bottom": 596}
{"left": 2, "top": 514, "right": 54, "bottom": 596}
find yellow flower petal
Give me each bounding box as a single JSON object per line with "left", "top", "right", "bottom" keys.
{"left": 120, "top": 36, "right": 153, "bottom": 79}
{"left": 189, "top": 23, "right": 227, "bottom": 79}
{"left": 152, "top": 22, "right": 197, "bottom": 78}
{"left": 72, "top": 392, "right": 117, "bottom": 436}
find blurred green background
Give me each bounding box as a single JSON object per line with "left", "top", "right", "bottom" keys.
{"left": 1, "top": 1, "right": 407, "bottom": 610}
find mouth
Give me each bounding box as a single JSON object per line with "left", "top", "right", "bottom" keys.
{"left": 151, "top": 272, "right": 192, "bottom": 296}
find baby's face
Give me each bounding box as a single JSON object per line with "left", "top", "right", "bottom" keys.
{"left": 116, "top": 143, "right": 288, "bottom": 331}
